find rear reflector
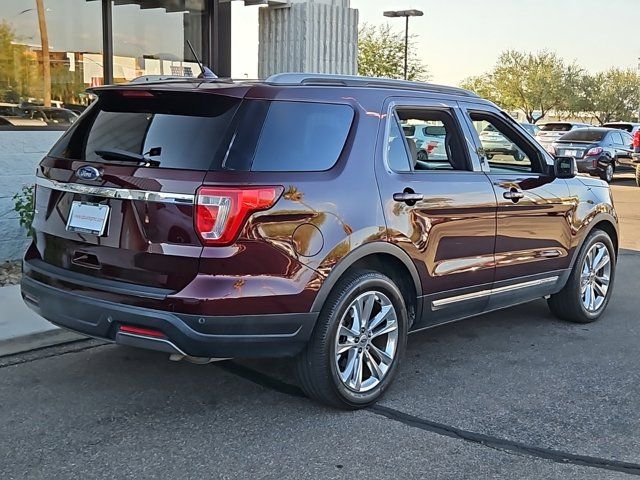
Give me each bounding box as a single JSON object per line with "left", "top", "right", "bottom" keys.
{"left": 195, "top": 186, "right": 283, "bottom": 246}
{"left": 119, "top": 325, "right": 166, "bottom": 338}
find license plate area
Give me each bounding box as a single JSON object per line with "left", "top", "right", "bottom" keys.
{"left": 66, "top": 201, "right": 110, "bottom": 236}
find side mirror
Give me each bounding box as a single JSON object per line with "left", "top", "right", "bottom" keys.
{"left": 554, "top": 156, "right": 577, "bottom": 179}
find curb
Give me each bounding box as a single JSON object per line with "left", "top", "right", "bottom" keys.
{"left": 0, "top": 328, "right": 85, "bottom": 357}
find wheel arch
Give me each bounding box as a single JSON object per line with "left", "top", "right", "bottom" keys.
{"left": 569, "top": 214, "right": 619, "bottom": 270}
{"left": 310, "top": 242, "right": 422, "bottom": 327}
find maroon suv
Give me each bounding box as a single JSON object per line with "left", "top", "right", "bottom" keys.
{"left": 21, "top": 74, "right": 618, "bottom": 408}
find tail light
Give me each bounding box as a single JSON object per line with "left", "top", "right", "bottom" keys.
{"left": 195, "top": 186, "right": 283, "bottom": 246}
{"left": 586, "top": 146, "right": 603, "bottom": 156}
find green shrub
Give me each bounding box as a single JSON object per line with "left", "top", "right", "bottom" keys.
{"left": 13, "top": 185, "right": 35, "bottom": 236}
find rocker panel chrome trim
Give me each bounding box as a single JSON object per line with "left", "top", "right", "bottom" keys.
{"left": 431, "top": 276, "right": 559, "bottom": 310}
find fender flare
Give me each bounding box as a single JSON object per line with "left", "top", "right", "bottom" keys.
{"left": 310, "top": 242, "right": 422, "bottom": 313}
{"left": 568, "top": 212, "right": 619, "bottom": 270}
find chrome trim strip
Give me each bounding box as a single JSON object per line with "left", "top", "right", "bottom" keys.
{"left": 431, "top": 276, "right": 559, "bottom": 310}
{"left": 116, "top": 332, "right": 187, "bottom": 356}
{"left": 35, "top": 177, "right": 195, "bottom": 204}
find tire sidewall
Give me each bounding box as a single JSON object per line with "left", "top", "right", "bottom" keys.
{"left": 572, "top": 231, "right": 616, "bottom": 321}
{"left": 325, "top": 274, "right": 408, "bottom": 407}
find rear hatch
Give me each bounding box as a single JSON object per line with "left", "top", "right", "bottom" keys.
{"left": 29, "top": 86, "right": 245, "bottom": 294}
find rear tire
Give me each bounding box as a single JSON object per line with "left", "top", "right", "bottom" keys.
{"left": 600, "top": 160, "right": 614, "bottom": 183}
{"left": 295, "top": 270, "right": 408, "bottom": 409}
{"left": 547, "top": 230, "right": 616, "bottom": 323}
{"left": 635, "top": 164, "right": 640, "bottom": 187}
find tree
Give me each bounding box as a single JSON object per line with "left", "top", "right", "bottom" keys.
{"left": 578, "top": 69, "right": 640, "bottom": 124}
{"left": 461, "top": 50, "right": 581, "bottom": 123}
{"left": 36, "top": 0, "right": 51, "bottom": 107}
{"left": 358, "top": 24, "right": 428, "bottom": 81}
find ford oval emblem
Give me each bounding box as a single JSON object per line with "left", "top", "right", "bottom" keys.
{"left": 76, "top": 166, "right": 101, "bottom": 181}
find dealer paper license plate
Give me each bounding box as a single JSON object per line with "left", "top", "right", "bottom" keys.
{"left": 66, "top": 201, "right": 110, "bottom": 235}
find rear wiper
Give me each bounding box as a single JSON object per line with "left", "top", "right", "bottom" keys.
{"left": 95, "top": 149, "right": 160, "bottom": 167}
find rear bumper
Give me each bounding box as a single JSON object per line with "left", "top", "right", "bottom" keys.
{"left": 21, "top": 275, "right": 317, "bottom": 358}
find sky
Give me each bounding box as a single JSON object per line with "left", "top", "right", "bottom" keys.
{"left": 231, "top": 0, "right": 640, "bottom": 85}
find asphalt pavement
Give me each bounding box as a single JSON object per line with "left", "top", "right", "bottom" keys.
{"left": 1, "top": 173, "right": 639, "bottom": 479}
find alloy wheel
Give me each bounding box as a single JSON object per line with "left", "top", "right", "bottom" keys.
{"left": 580, "top": 241, "right": 611, "bottom": 312}
{"left": 605, "top": 164, "right": 613, "bottom": 182}
{"left": 334, "top": 291, "right": 399, "bottom": 393}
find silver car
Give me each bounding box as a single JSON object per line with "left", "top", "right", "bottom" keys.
{"left": 536, "top": 122, "right": 591, "bottom": 150}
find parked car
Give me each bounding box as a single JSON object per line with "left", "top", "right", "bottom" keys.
{"left": 402, "top": 122, "right": 447, "bottom": 161}
{"left": 21, "top": 106, "right": 78, "bottom": 126}
{"left": 602, "top": 122, "right": 640, "bottom": 136}
{"left": 0, "top": 116, "right": 48, "bottom": 127}
{"left": 479, "top": 123, "right": 525, "bottom": 161}
{"left": 535, "top": 122, "right": 590, "bottom": 149}
{"left": 21, "top": 74, "right": 619, "bottom": 409}
{"left": 0, "top": 102, "right": 22, "bottom": 116}
{"left": 550, "top": 127, "right": 634, "bottom": 182}
{"left": 520, "top": 122, "right": 540, "bottom": 137}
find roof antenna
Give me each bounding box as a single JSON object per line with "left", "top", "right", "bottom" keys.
{"left": 186, "top": 40, "right": 217, "bottom": 79}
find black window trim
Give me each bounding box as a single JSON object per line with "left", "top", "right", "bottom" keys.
{"left": 383, "top": 103, "right": 475, "bottom": 175}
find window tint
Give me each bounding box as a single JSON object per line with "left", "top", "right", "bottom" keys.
{"left": 540, "top": 123, "right": 572, "bottom": 132}
{"left": 51, "top": 92, "right": 241, "bottom": 170}
{"left": 611, "top": 132, "right": 624, "bottom": 145}
{"left": 604, "top": 123, "right": 633, "bottom": 132}
{"left": 396, "top": 108, "right": 468, "bottom": 171}
{"left": 560, "top": 129, "right": 606, "bottom": 142}
{"left": 470, "top": 111, "right": 541, "bottom": 174}
{"left": 250, "top": 102, "right": 353, "bottom": 172}
{"left": 387, "top": 116, "right": 412, "bottom": 172}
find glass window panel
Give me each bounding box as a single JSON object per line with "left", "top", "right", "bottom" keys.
{"left": 0, "top": 0, "right": 102, "bottom": 127}
{"left": 112, "top": 0, "right": 206, "bottom": 83}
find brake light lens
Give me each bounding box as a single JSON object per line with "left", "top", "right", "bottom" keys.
{"left": 586, "top": 146, "right": 603, "bottom": 156}
{"left": 195, "top": 186, "right": 283, "bottom": 246}
{"left": 119, "top": 90, "right": 155, "bottom": 98}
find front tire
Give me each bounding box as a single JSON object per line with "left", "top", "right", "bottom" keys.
{"left": 295, "top": 270, "right": 408, "bottom": 409}
{"left": 635, "top": 164, "right": 640, "bottom": 187}
{"left": 547, "top": 230, "right": 616, "bottom": 323}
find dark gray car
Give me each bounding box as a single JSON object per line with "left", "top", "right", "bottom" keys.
{"left": 551, "top": 127, "right": 634, "bottom": 182}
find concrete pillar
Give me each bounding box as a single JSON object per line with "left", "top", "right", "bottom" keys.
{"left": 258, "top": 0, "right": 358, "bottom": 78}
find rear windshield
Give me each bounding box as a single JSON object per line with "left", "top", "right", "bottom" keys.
{"left": 540, "top": 123, "right": 572, "bottom": 132}
{"left": 402, "top": 125, "right": 416, "bottom": 136}
{"left": 559, "top": 129, "right": 606, "bottom": 142}
{"left": 603, "top": 123, "right": 633, "bottom": 132}
{"left": 50, "top": 92, "right": 353, "bottom": 172}
{"left": 50, "top": 91, "right": 241, "bottom": 170}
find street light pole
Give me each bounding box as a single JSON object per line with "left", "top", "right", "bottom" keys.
{"left": 383, "top": 9, "right": 424, "bottom": 81}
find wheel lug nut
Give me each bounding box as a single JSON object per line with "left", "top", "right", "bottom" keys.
{"left": 358, "top": 348, "right": 362, "bottom": 352}
{"left": 354, "top": 337, "right": 359, "bottom": 342}
{"left": 361, "top": 327, "right": 365, "bottom": 333}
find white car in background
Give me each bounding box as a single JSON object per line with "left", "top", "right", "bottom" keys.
{"left": 402, "top": 123, "right": 448, "bottom": 161}
{"left": 535, "top": 122, "right": 591, "bottom": 149}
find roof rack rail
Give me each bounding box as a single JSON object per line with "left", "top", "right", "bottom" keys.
{"left": 264, "top": 73, "right": 478, "bottom": 97}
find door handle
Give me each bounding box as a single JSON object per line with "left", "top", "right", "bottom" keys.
{"left": 393, "top": 191, "right": 424, "bottom": 204}
{"left": 503, "top": 189, "right": 524, "bottom": 202}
